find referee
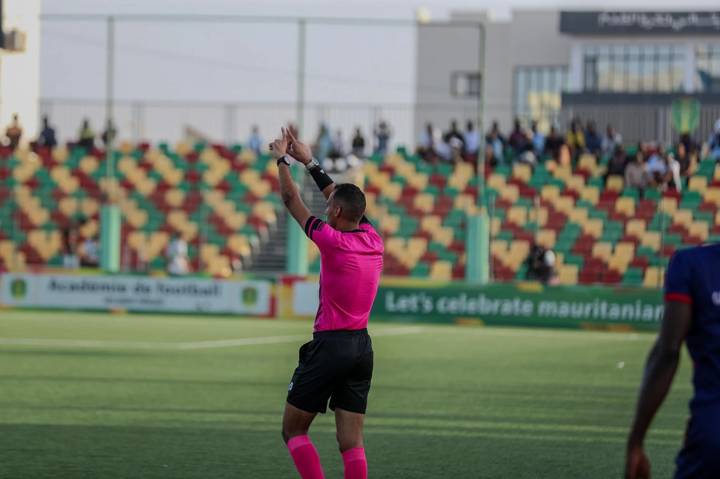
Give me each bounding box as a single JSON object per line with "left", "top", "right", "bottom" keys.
{"left": 270, "top": 128, "right": 384, "bottom": 479}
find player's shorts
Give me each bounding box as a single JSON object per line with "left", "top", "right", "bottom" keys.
{"left": 675, "top": 408, "right": 720, "bottom": 478}
{"left": 286, "top": 328, "right": 373, "bottom": 415}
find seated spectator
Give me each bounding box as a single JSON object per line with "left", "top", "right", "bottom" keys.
{"left": 530, "top": 120, "right": 545, "bottom": 157}
{"left": 666, "top": 153, "right": 682, "bottom": 192}
{"left": 247, "top": 125, "right": 263, "bottom": 156}
{"left": 79, "top": 234, "right": 100, "bottom": 268}
{"left": 524, "top": 243, "right": 557, "bottom": 285}
{"left": 314, "top": 124, "right": 333, "bottom": 161}
{"left": 373, "top": 120, "right": 391, "bottom": 156}
{"left": 329, "top": 130, "right": 344, "bottom": 159}
{"left": 351, "top": 127, "right": 366, "bottom": 157}
{"left": 676, "top": 142, "right": 693, "bottom": 177}
{"left": 625, "top": 150, "right": 650, "bottom": 194}
{"left": 485, "top": 121, "right": 505, "bottom": 166}
{"left": 464, "top": 120, "right": 480, "bottom": 159}
{"left": 61, "top": 224, "right": 79, "bottom": 269}
{"left": 101, "top": 119, "right": 117, "bottom": 147}
{"left": 78, "top": 118, "right": 95, "bottom": 151}
{"left": 601, "top": 124, "right": 622, "bottom": 156}
{"left": 508, "top": 118, "right": 530, "bottom": 158}
{"left": 443, "top": 120, "right": 465, "bottom": 152}
{"left": 417, "top": 123, "right": 435, "bottom": 161}
{"left": 5, "top": 114, "right": 22, "bottom": 150}
{"left": 166, "top": 234, "right": 190, "bottom": 276}
{"left": 37, "top": 115, "right": 57, "bottom": 149}
{"left": 543, "top": 125, "right": 564, "bottom": 160}
{"left": 646, "top": 147, "right": 669, "bottom": 186}
{"left": 566, "top": 118, "right": 585, "bottom": 159}
{"left": 584, "top": 121, "right": 602, "bottom": 155}
{"left": 709, "top": 119, "right": 720, "bottom": 162}
{"left": 605, "top": 145, "right": 628, "bottom": 180}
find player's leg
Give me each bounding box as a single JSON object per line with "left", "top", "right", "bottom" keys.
{"left": 335, "top": 408, "right": 367, "bottom": 479}
{"left": 283, "top": 402, "right": 325, "bottom": 479}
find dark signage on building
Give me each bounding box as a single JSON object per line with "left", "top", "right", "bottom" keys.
{"left": 560, "top": 11, "right": 720, "bottom": 35}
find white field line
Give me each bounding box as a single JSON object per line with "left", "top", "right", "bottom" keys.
{"left": 0, "top": 326, "right": 427, "bottom": 351}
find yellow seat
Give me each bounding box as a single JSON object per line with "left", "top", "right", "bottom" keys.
{"left": 643, "top": 266, "right": 664, "bottom": 288}
{"left": 659, "top": 197, "right": 678, "bottom": 215}
{"left": 540, "top": 185, "right": 561, "bottom": 201}
{"left": 606, "top": 176, "right": 624, "bottom": 192}
{"left": 688, "top": 176, "right": 708, "bottom": 193}
{"left": 490, "top": 239, "right": 508, "bottom": 255}
{"left": 580, "top": 186, "right": 599, "bottom": 205}
{"left": 507, "top": 206, "right": 527, "bottom": 226}
{"left": 553, "top": 196, "right": 575, "bottom": 216}
{"left": 626, "top": 219, "right": 646, "bottom": 238}
{"left": 488, "top": 174, "right": 506, "bottom": 189}
{"left": 705, "top": 188, "right": 720, "bottom": 207}
{"left": 568, "top": 207, "right": 588, "bottom": 224}
{"left": 536, "top": 229, "right": 556, "bottom": 249}
{"left": 608, "top": 256, "right": 630, "bottom": 274}
{"left": 615, "top": 197, "right": 635, "bottom": 217}
{"left": 578, "top": 154, "right": 597, "bottom": 171}
{"left": 583, "top": 218, "right": 603, "bottom": 239}
{"left": 688, "top": 222, "right": 709, "bottom": 241}
{"left": 592, "top": 242, "right": 613, "bottom": 262}
{"left": 673, "top": 209, "right": 693, "bottom": 228}
{"left": 512, "top": 163, "right": 532, "bottom": 183}
{"left": 558, "top": 264, "right": 578, "bottom": 285}
{"left": 566, "top": 175, "right": 585, "bottom": 193}
{"left": 429, "top": 261, "right": 452, "bottom": 280}
{"left": 500, "top": 184, "right": 519, "bottom": 203}
{"left": 641, "top": 231, "right": 661, "bottom": 252}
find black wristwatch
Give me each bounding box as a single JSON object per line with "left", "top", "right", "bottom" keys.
{"left": 277, "top": 155, "right": 291, "bottom": 166}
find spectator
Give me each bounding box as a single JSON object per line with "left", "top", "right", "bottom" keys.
{"left": 166, "top": 234, "right": 190, "bottom": 276}
{"left": 485, "top": 121, "right": 505, "bottom": 166}
{"left": 247, "top": 125, "right": 263, "bottom": 156}
{"left": 543, "top": 125, "right": 565, "bottom": 160}
{"left": 5, "top": 114, "right": 22, "bottom": 150}
{"left": 601, "top": 124, "right": 622, "bottom": 156}
{"left": 646, "top": 147, "right": 669, "bottom": 186}
{"left": 464, "top": 120, "right": 480, "bottom": 158}
{"left": 676, "top": 142, "right": 693, "bottom": 177}
{"left": 443, "top": 120, "right": 465, "bottom": 151}
{"left": 530, "top": 120, "right": 545, "bottom": 157}
{"left": 351, "top": 127, "right": 366, "bottom": 157}
{"left": 709, "top": 119, "right": 720, "bottom": 162}
{"left": 508, "top": 118, "right": 530, "bottom": 157}
{"left": 605, "top": 145, "right": 628, "bottom": 181}
{"left": 79, "top": 234, "right": 100, "bottom": 268}
{"left": 417, "top": 123, "right": 435, "bottom": 161}
{"left": 330, "top": 130, "right": 344, "bottom": 159}
{"left": 37, "top": 115, "right": 57, "bottom": 149}
{"left": 61, "top": 223, "right": 79, "bottom": 269}
{"left": 625, "top": 149, "right": 650, "bottom": 193}
{"left": 584, "top": 121, "right": 602, "bottom": 155}
{"left": 666, "top": 152, "right": 682, "bottom": 192}
{"left": 566, "top": 118, "right": 585, "bottom": 159}
{"left": 101, "top": 119, "right": 117, "bottom": 147}
{"left": 314, "top": 124, "right": 333, "bottom": 161}
{"left": 373, "top": 120, "right": 391, "bottom": 156}
{"left": 78, "top": 118, "right": 95, "bottom": 151}
{"left": 524, "top": 243, "right": 557, "bottom": 285}
{"left": 678, "top": 132, "right": 698, "bottom": 159}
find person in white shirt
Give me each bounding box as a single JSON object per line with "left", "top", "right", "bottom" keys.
{"left": 166, "top": 235, "right": 190, "bottom": 276}
{"left": 464, "top": 120, "right": 480, "bottom": 157}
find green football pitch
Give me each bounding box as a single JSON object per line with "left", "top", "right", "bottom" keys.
{"left": 0, "top": 310, "right": 692, "bottom": 478}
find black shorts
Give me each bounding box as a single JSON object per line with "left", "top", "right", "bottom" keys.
{"left": 287, "top": 329, "right": 373, "bottom": 415}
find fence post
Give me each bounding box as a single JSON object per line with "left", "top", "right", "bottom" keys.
{"left": 466, "top": 212, "right": 490, "bottom": 284}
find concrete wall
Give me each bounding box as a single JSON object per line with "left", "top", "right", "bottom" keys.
{"left": 0, "top": 0, "right": 41, "bottom": 141}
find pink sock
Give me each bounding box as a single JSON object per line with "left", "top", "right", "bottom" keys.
{"left": 342, "top": 447, "right": 367, "bottom": 479}
{"left": 287, "top": 435, "right": 325, "bottom": 479}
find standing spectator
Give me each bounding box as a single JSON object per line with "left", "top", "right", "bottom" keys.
{"left": 351, "top": 127, "right": 366, "bottom": 157}
{"left": 79, "top": 234, "right": 100, "bottom": 268}
{"left": 101, "top": 119, "right": 117, "bottom": 148}
{"left": 666, "top": 153, "right": 682, "bottom": 192}
{"left": 543, "top": 125, "right": 565, "bottom": 160}
{"left": 464, "top": 120, "right": 480, "bottom": 158}
{"left": 601, "top": 124, "right": 622, "bottom": 156}
{"left": 625, "top": 149, "right": 650, "bottom": 194}
{"left": 584, "top": 121, "right": 602, "bottom": 155}
{"left": 605, "top": 145, "right": 628, "bottom": 182}
{"left": 708, "top": 119, "right": 720, "bottom": 162}
{"left": 330, "top": 130, "right": 344, "bottom": 158}
{"left": 247, "top": 125, "right": 263, "bottom": 156}
{"left": 37, "top": 115, "right": 57, "bottom": 149}
{"left": 373, "top": 120, "right": 391, "bottom": 156}
{"left": 678, "top": 132, "right": 698, "bottom": 159}
{"left": 530, "top": 120, "right": 545, "bottom": 157}
{"left": 166, "top": 234, "right": 190, "bottom": 276}
{"left": 314, "top": 124, "right": 333, "bottom": 161}
{"left": 417, "top": 123, "right": 435, "bottom": 161}
{"left": 566, "top": 118, "right": 586, "bottom": 159}
{"left": 5, "top": 114, "right": 22, "bottom": 150}
{"left": 485, "top": 121, "right": 505, "bottom": 166}
{"left": 508, "top": 118, "right": 530, "bottom": 158}
{"left": 78, "top": 118, "right": 95, "bottom": 151}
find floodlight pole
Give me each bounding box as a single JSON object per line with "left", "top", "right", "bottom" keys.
{"left": 296, "top": 19, "right": 306, "bottom": 136}
{"left": 106, "top": 15, "right": 115, "bottom": 182}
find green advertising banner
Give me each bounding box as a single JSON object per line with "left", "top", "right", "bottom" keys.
{"left": 372, "top": 282, "right": 663, "bottom": 330}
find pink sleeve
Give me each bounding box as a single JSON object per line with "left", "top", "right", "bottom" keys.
{"left": 304, "top": 216, "right": 340, "bottom": 251}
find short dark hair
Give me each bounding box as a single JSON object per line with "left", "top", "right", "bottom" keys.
{"left": 332, "top": 183, "right": 366, "bottom": 222}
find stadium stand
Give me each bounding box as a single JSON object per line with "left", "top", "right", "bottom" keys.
{"left": 2, "top": 142, "right": 720, "bottom": 286}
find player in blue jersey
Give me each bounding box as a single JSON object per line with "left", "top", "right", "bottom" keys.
{"left": 625, "top": 244, "right": 720, "bottom": 479}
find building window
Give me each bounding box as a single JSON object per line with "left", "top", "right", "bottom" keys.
{"left": 451, "top": 72, "right": 482, "bottom": 97}
{"left": 582, "top": 44, "right": 685, "bottom": 93}
{"left": 696, "top": 45, "right": 720, "bottom": 92}
{"left": 514, "top": 66, "right": 569, "bottom": 128}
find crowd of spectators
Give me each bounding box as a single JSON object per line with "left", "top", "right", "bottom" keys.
{"left": 417, "top": 120, "right": 480, "bottom": 164}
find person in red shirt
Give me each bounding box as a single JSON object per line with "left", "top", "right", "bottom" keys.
{"left": 271, "top": 127, "right": 383, "bottom": 479}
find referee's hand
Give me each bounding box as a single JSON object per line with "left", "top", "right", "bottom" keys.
{"left": 285, "top": 128, "right": 312, "bottom": 166}
{"left": 269, "top": 128, "right": 289, "bottom": 160}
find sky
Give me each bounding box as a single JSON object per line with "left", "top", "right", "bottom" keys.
{"left": 38, "top": 0, "right": 720, "bottom": 142}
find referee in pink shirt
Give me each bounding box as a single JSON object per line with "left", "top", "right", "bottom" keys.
{"left": 270, "top": 128, "right": 384, "bottom": 479}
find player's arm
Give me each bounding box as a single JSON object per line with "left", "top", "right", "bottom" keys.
{"left": 285, "top": 128, "right": 336, "bottom": 200}
{"left": 271, "top": 128, "right": 312, "bottom": 228}
{"left": 625, "top": 298, "right": 692, "bottom": 479}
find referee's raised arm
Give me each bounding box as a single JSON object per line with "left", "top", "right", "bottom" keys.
{"left": 271, "top": 128, "right": 311, "bottom": 228}
{"left": 285, "top": 128, "right": 336, "bottom": 200}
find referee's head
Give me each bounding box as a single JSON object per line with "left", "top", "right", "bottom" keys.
{"left": 326, "top": 183, "right": 366, "bottom": 228}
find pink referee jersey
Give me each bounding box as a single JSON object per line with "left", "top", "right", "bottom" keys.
{"left": 304, "top": 215, "right": 384, "bottom": 332}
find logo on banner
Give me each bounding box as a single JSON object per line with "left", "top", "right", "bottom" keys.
{"left": 241, "top": 286, "right": 258, "bottom": 307}
{"left": 10, "top": 279, "right": 27, "bottom": 299}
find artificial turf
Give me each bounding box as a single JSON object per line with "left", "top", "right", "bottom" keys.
{"left": 0, "top": 310, "right": 691, "bottom": 478}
